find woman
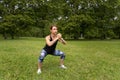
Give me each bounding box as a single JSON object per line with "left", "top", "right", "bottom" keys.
{"left": 37, "top": 25, "right": 67, "bottom": 74}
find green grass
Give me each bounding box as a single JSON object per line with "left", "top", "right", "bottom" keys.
{"left": 0, "top": 38, "right": 120, "bottom": 80}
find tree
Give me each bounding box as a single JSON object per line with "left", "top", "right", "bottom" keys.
{"left": 0, "top": 0, "right": 120, "bottom": 39}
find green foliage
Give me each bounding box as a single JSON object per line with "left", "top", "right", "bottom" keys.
{"left": 0, "top": 14, "right": 34, "bottom": 39}
{"left": 0, "top": 0, "right": 120, "bottom": 39}
{"left": 84, "top": 26, "right": 99, "bottom": 39}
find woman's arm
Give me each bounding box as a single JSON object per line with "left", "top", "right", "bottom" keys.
{"left": 59, "top": 38, "right": 67, "bottom": 45}
{"left": 45, "top": 36, "right": 58, "bottom": 46}
{"left": 57, "top": 33, "right": 67, "bottom": 45}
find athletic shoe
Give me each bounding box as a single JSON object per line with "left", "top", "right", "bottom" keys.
{"left": 60, "top": 65, "right": 67, "bottom": 69}
{"left": 37, "top": 69, "right": 41, "bottom": 74}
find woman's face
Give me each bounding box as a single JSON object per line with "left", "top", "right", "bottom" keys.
{"left": 51, "top": 26, "right": 58, "bottom": 35}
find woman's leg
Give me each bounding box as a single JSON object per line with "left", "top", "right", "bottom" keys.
{"left": 37, "top": 49, "right": 47, "bottom": 74}
{"left": 53, "top": 50, "right": 67, "bottom": 69}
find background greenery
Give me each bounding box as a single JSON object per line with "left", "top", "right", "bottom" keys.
{"left": 0, "top": 0, "right": 120, "bottom": 39}
{"left": 0, "top": 38, "right": 120, "bottom": 80}
{"left": 1, "top": 1, "right": 120, "bottom": 79}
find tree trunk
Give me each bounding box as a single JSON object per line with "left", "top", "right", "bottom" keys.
{"left": 119, "top": 33, "right": 120, "bottom": 39}
{"left": 3, "top": 32, "right": 7, "bottom": 39}
{"left": 11, "top": 34, "right": 14, "bottom": 39}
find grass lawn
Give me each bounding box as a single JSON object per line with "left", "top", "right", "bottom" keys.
{"left": 0, "top": 38, "right": 120, "bottom": 80}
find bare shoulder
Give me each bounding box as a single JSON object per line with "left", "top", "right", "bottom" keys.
{"left": 45, "top": 35, "right": 50, "bottom": 40}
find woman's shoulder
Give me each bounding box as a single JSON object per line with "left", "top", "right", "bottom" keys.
{"left": 45, "top": 35, "right": 50, "bottom": 40}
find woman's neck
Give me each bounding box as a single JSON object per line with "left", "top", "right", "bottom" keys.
{"left": 51, "top": 33, "right": 57, "bottom": 38}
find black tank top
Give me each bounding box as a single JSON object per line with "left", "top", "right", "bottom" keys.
{"left": 43, "top": 35, "right": 58, "bottom": 54}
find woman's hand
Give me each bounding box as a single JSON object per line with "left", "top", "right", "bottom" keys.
{"left": 57, "top": 33, "right": 62, "bottom": 39}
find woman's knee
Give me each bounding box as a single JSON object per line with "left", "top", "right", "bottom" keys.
{"left": 38, "top": 56, "right": 44, "bottom": 62}
{"left": 60, "top": 52, "right": 66, "bottom": 59}
{"left": 38, "top": 51, "right": 46, "bottom": 62}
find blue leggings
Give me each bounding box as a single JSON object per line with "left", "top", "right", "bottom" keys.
{"left": 38, "top": 49, "right": 66, "bottom": 62}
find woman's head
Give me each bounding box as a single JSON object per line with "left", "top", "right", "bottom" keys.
{"left": 50, "top": 25, "right": 58, "bottom": 35}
